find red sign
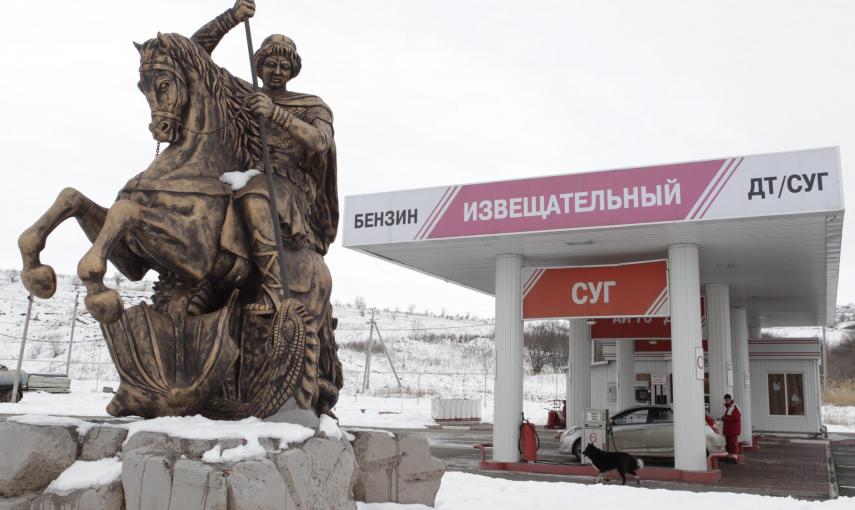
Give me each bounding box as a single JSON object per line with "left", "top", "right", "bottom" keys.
{"left": 591, "top": 296, "right": 706, "bottom": 339}
{"left": 523, "top": 260, "right": 668, "bottom": 319}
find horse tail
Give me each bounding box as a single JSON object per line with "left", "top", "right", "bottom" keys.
{"left": 314, "top": 304, "right": 343, "bottom": 416}
{"left": 294, "top": 311, "right": 321, "bottom": 410}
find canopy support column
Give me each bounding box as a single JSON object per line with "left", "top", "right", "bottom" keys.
{"left": 566, "top": 319, "right": 592, "bottom": 429}
{"left": 493, "top": 254, "right": 523, "bottom": 462}
{"left": 669, "top": 244, "right": 707, "bottom": 471}
{"left": 706, "top": 283, "right": 734, "bottom": 413}
{"left": 730, "top": 307, "right": 753, "bottom": 445}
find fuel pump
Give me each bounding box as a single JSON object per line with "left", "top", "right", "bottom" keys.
{"left": 581, "top": 408, "right": 609, "bottom": 465}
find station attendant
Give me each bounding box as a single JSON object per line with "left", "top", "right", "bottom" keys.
{"left": 720, "top": 393, "right": 742, "bottom": 461}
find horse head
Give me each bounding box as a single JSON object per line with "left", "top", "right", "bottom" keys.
{"left": 136, "top": 33, "right": 189, "bottom": 144}
{"left": 134, "top": 32, "right": 259, "bottom": 168}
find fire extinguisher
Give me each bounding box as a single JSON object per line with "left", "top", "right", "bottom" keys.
{"left": 519, "top": 413, "right": 540, "bottom": 462}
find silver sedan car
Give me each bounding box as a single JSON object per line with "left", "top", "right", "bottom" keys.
{"left": 558, "top": 405, "right": 725, "bottom": 461}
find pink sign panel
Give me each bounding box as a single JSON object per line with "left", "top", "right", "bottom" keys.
{"left": 343, "top": 148, "right": 842, "bottom": 246}
{"left": 428, "top": 160, "right": 722, "bottom": 239}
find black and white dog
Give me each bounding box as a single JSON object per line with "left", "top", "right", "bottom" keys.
{"left": 582, "top": 443, "right": 644, "bottom": 485}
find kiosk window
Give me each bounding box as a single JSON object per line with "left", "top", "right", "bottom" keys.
{"left": 768, "top": 373, "right": 805, "bottom": 416}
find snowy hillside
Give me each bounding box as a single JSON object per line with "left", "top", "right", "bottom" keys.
{"left": 0, "top": 270, "right": 519, "bottom": 401}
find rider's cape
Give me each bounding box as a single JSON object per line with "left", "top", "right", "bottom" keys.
{"left": 272, "top": 92, "right": 338, "bottom": 255}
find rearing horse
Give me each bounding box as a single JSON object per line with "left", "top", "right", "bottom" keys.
{"left": 19, "top": 32, "right": 259, "bottom": 322}
{"left": 18, "top": 33, "right": 341, "bottom": 418}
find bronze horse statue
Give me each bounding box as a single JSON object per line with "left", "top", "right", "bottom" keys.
{"left": 17, "top": 32, "right": 341, "bottom": 419}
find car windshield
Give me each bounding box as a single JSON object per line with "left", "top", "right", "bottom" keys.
{"left": 612, "top": 408, "right": 649, "bottom": 425}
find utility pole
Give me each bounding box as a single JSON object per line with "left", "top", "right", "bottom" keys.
{"left": 11, "top": 295, "right": 34, "bottom": 403}
{"left": 65, "top": 292, "right": 80, "bottom": 377}
{"left": 821, "top": 326, "right": 828, "bottom": 392}
{"left": 361, "top": 310, "right": 375, "bottom": 392}
{"left": 361, "top": 309, "right": 403, "bottom": 392}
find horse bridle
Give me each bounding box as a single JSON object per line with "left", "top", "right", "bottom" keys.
{"left": 140, "top": 61, "right": 248, "bottom": 155}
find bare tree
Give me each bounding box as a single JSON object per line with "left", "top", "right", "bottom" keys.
{"left": 524, "top": 321, "right": 569, "bottom": 374}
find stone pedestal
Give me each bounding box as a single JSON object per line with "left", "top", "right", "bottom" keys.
{"left": 0, "top": 417, "right": 359, "bottom": 510}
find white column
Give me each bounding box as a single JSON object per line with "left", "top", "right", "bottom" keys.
{"left": 705, "top": 283, "right": 733, "bottom": 414}
{"left": 493, "top": 254, "right": 524, "bottom": 462}
{"left": 616, "top": 340, "right": 635, "bottom": 411}
{"left": 566, "top": 319, "right": 592, "bottom": 429}
{"left": 668, "top": 244, "right": 707, "bottom": 471}
{"left": 730, "top": 307, "right": 753, "bottom": 445}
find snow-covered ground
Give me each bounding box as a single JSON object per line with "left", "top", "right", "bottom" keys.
{"left": 823, "top": 405, "right": 855, "bottom": 432}
{"left": 0, "top": 380, "right": 552, "bottom": 429}
{"left": 358, "top": 472, "right": 853, "bottom": 510}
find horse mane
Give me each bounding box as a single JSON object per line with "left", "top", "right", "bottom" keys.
{"left": 139, "top": 33, "right": 261, "bottom": 169}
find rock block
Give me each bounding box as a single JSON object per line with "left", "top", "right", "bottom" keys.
{"left": 81, "top": 426, "right": 128, "bottom": 461}
{"left": 350, "top": 430, "right": 397, "bottom": 503}
{"left": 272, "top": 448, "right": 309, "bottom": 510}
{"left": 30, "top": 480, "right": 124, "bottom": 510}
{"left": 122, "top": 453, "right": 173, "bottom": 510}
{"left": 351, "top": 430, "right": 444, "bottom": 507}
{"left": 302, "top": 438, "right": 357, "bottom": 510}
{"left": 395, "top": 434, "right": 445, "bottom": 506}
{"left": 0, "top": 422, "right": 78, "bottom": 497}
{"left": 227, "top": 458, "right": 287, "bottom": 510}
{"left": 168, "top": 459, "right": 226, "bottom": 510}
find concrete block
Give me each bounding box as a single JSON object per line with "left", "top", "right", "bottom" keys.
{"left": 227, "top": 458, "right": 288, "bottom": 510}
{"left": 0, "top": 423, "right": 78, "bottom": 497}
{"left": 81, "top": 426, "right": 128, "bottom": 461}
{"left": 122, "top": 452, "right": 173, "bottom": 510}
{"left": 168, "top": 459, "right": 226, "bottom": 510}
{"left": 30, "top": 480, "right": 124, "bottom": 510}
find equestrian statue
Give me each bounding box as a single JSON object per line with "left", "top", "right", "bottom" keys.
{"left": 16, "top": 0, "right": 343, "bottom": 420}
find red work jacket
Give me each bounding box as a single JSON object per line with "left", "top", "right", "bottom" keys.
{"left": 721, "top": 403, "right": 742, "bottom": 437}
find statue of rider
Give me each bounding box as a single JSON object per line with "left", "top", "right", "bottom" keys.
{"left": 192, "top": 0, "right": 338, "bottom": 315}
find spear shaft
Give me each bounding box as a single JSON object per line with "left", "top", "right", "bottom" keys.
{"left": 244, "top": 20, "right": 291, "bottom": 300}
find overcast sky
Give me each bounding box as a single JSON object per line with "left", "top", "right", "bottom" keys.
{"left": 1, "top": 0, "right": 853, "bottom": 319}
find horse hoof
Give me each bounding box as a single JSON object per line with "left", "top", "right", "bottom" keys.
{"left": 85, "top": 289, "right": 124, "bottom": 324}
{"left": 22, "top": 265, "right": 56, "bottom": 299}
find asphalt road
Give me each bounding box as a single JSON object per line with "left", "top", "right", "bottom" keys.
{"left": 832, "top": 440, "right": 855, "bottom": 497}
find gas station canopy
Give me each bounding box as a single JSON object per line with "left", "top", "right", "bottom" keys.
{"left": 343, "top": 147, "right": 844, "bottom": 329}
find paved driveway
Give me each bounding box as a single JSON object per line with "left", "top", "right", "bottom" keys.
{"left": 831, "top": 439, "right": 855, "bottom": 498}
{"left": 406, "top": 426, "right": 835, "bottom": 499}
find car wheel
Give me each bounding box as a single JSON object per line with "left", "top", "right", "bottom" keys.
{"left": 0, "top": 388, "right": 11, "bottom": 403}
{"left": 572, "top": 439, "right": 582, "bottom": 462}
